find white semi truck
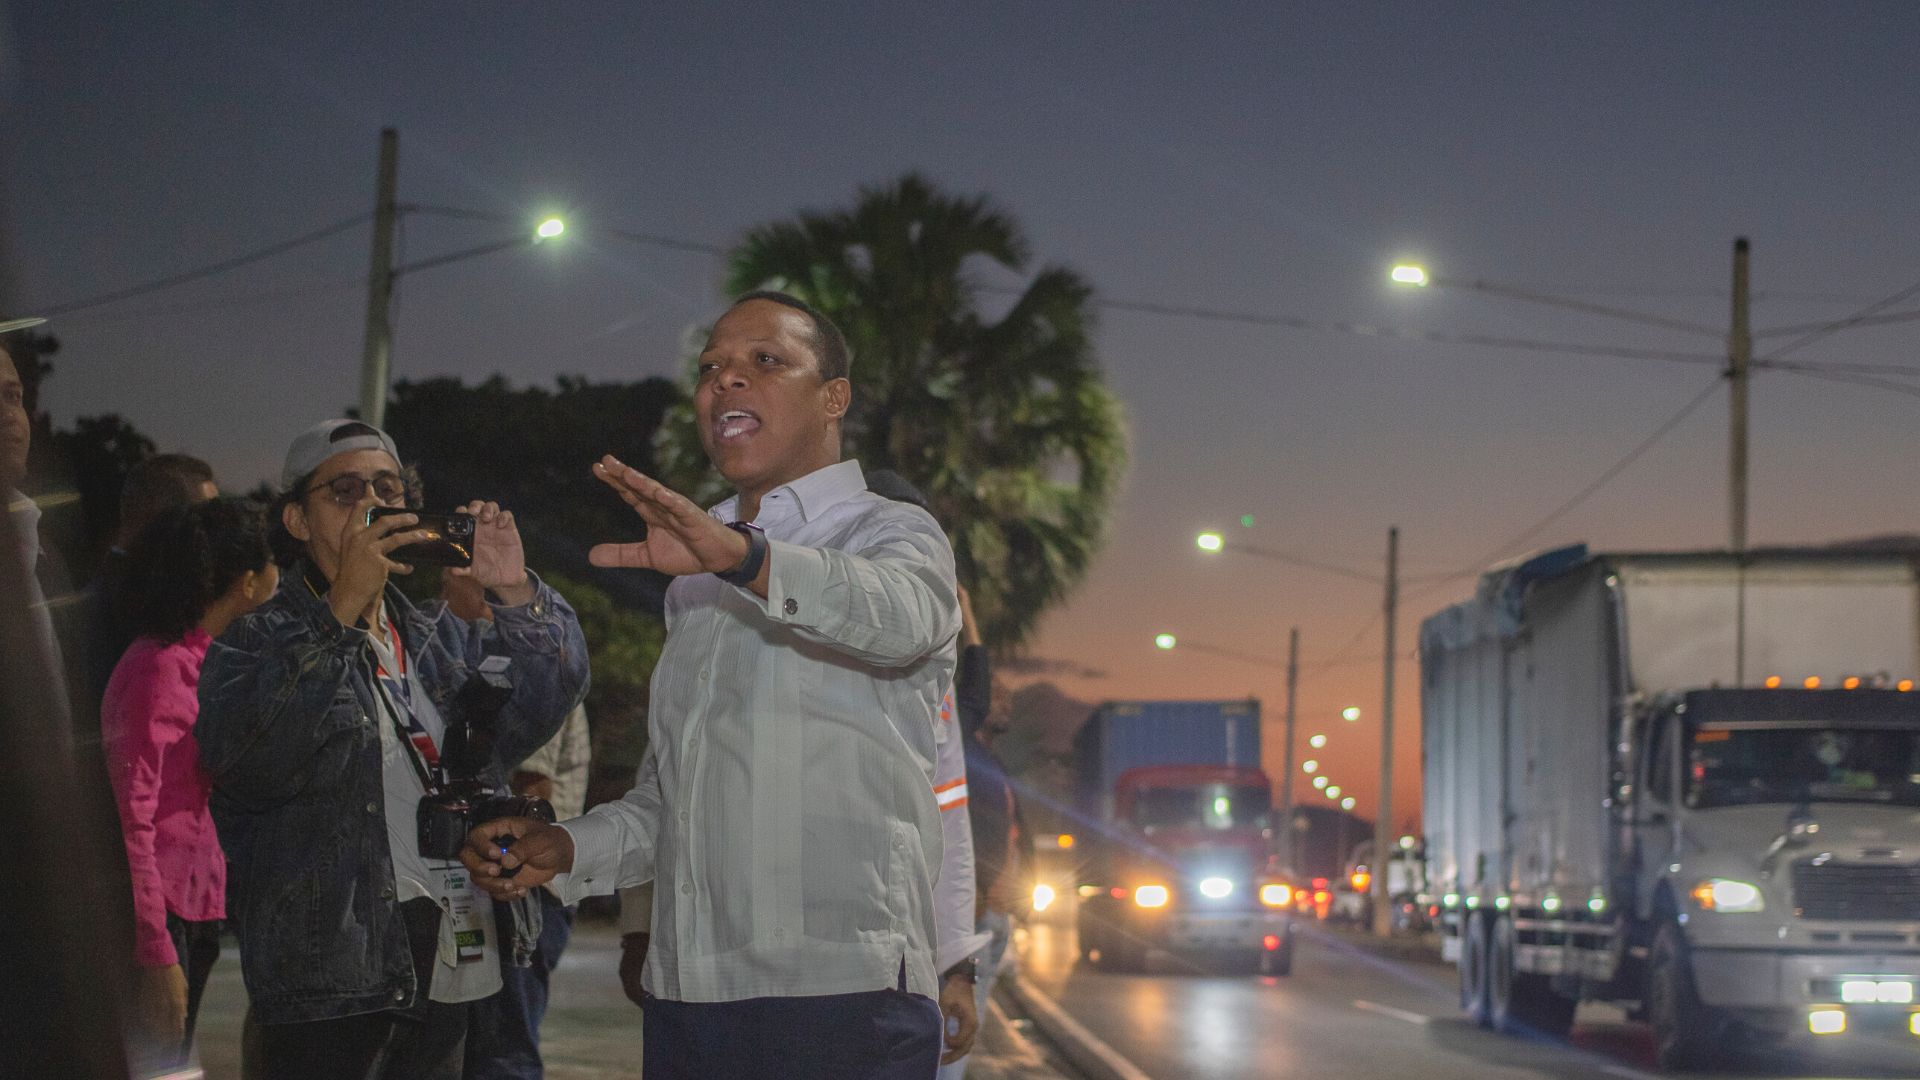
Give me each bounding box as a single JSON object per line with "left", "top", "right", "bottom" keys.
{"left": 1421, "top": 546, "right": 1920, "bottom": 1069}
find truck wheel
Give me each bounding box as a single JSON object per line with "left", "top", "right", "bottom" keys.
{"left": 1461, "top": 912, "right": 1493, "bottom": 1027}
{"left": 1489, "top": 915, "right": 1576, "bottom": 1038}
{"left": 1648, "top": 921, "right": 1723, "bottom": 1071}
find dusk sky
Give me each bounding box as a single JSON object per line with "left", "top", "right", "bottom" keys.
{"left": 13, "top": 3, "right": 1920, "bottom": 826}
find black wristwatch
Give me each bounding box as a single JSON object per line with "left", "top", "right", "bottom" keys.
{"left": 714, "top": 521, "right": 768, "bottom": 586}
{"left": 942, "top": 956, "right": 979, "bottom": 985}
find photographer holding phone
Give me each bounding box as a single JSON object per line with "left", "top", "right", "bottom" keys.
{"left": 196, "top": 419, "right": 588, "bottom": 1080}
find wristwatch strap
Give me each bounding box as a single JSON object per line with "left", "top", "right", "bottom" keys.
{"left": 714, "top": 521, "right": 768, "bottom": 586}
{"left": 942, "top": 956, "right": 979, "bottom": 984}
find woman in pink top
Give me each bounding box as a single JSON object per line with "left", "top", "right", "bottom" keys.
{"left": 102, "top": 496, "right": 278, "bottom": 1067}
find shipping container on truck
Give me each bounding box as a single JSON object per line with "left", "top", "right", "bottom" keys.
{"left": 1072, "top": 700, "right": 1297, "bottom": 975}
{"left": 1421, "top": 545, "right": 1920, "bottom": 1069}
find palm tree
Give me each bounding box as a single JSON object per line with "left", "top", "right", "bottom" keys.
{"left": 655, "top": 174, "right": 1127, "bottom": 650}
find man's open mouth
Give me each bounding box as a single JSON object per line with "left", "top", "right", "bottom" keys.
{"left": 713, "top": 409, "right": 762, "bottom": 443}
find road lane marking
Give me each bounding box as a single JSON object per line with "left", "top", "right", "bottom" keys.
{"left": 1352, "top": 999, "right": 1435, "bottom": 1026}
{"left": 1004, "top": 974, "right": 1157, "bottom": 1080}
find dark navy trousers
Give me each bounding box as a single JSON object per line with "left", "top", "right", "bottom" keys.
{"left": 640, "top": 984, "right": 942, "bottom": 1080}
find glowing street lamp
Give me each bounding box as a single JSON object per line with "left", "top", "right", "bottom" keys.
{"left": 1196, "top": 532, "right": 1225, "bottom": 553}
{"left": 1154, "top": 633, "right": 1177, "bottom": 650}
{"left": 535, "top": 216, "right": 566, "bottom": 240}
{"left": 1389, "top": 264, "right": 1430, "bottom": 287}
{"left": 1301, "top": 760, "right": 1319, "bottom": 774}
{"left": 1312, "top": 776, "right": 1329, "bottom": 790}
{"left": 1342, "top": 706, "right": 1362, "bottom": 722}
{"left": 1308, "top": 734, "right": 1327, "bottom": 749}
{"left": 1341, "top": 796, "right": 1357, "bottom": 811}
{"left": 1326, "top": 785, "right": 1342, "bottom": 799}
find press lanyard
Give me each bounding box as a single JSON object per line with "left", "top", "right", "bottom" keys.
{"left": 369, "top": 621, "right": 443, "bottom": 795}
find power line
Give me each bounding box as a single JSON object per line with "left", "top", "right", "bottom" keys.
{"left": 35, "top": 213, "right": 372, "bottom": 318}
{"left": 40, "top": 276, "right": 363, "bottom": 326}
{"left": 1410, "top": 375, "right": 1725, "bottom": 588}
{"left": 1767, "top": 362, "right": 1920, "bottom": 402}
{"left": 1758, "top": 275, "right": 1920, "bottom": 363}
{"left": 1754, "top": 307, "right": 1920, "bottom": 339}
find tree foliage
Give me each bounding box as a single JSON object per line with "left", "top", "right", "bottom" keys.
{"left": 655, "top": 174, "right": 1128, "bottom": 649}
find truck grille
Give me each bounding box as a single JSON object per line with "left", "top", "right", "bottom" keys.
{"left": 1792, "top": 861, "right": 1920, "bottom": 921}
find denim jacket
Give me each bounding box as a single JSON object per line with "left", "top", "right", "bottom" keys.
{"left": 196, "top": 565, "right": 589, "bottom": 1024}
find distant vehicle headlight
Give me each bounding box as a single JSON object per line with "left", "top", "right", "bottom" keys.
{"left": 1260, "top": 883, "right": 1293, "bottom": 907}
{"left": 1032, "top": 883, "right": 1057, "bottom": 913}
{"left": 1198, "top": 876, "right": 1233, "bottom": 899}
{"left": 1134, "top": 884, "right": 1171, "bottom": 908}
{"left": 1690, "top": 878, "right": 1764, "bottom": 913}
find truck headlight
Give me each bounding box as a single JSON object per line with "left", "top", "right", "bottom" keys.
{"left": 1134, "top": 884, "right": 1170, "bottom": 908}
{"left": 1032, "top": 883, "right": 1057, "bottom": 913}
{"left": 1260, "top": 883, "right": 1293, "bottom": 908}
{"left": 1198, "top": 877, "right": 1233, "bottom": 899}
{"left": 1690, "top": 878, "right": 1764, "bottom": 913}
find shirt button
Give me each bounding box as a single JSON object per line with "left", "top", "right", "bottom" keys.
{"left": 366, "top": 801, "right": 378, "bottom": 814}
{"left": 699, "top": 670, "right": 709, "bottom": 681}
{"left": 783, "top": 598, "right": 799, "bottom": 616}
{"left": 392, "top": 989, "right": 406, "bottom": 1003}
{"left": 379, "top": 885, "right": 394, "bottom": 900}
{"left": 681, "top": 883, "right": 694, "bottom": 895}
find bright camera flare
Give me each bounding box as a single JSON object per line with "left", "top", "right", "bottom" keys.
{"left": 1312, "top": 776, "right": 1329, "bottom": 790}
{"left": 1342, "top": 707, "right": 1362, "bottom": 722}
{"left": 1057, "top": 833, "right": 1075, "bottom": 850}
{"left": 1341, "top": 796, "right": 1356, "bottom": 810}
{"left": 1154, "top": 634, "right": 1177, "bottom": 650}
{"left": 1196, "top": 532, "right": 1224, "bottom": 553}
{"left": 1326, "top": 785, "right": 1342, "bottom": 799}
{"left": 1302, "top": 760, "right": 1319, "bottom": 774}
{"left": 1031, "top": 883, "right": 1056, "bottom": 913}
{"left": 1309, "top": 734, "right": 1327, "bottom": 749}
{"left": 535, "top": 216, "right": 565, "bottom": 239}
{"left": 1198, "top": 877, "right": 1234, "bottom": 899}
{"left": 1390, "top": 264, "right": 1430, "bottom": 286}
{"left": 1133, "top": 884, "right": 1170, "bottom": 909}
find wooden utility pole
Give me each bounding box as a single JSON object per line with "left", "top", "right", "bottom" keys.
{"left": 357, "top": 128, "right": 399, "bottom": 428}
{"left": 1278, "top": 627, "right": 1299, "bottom": 868}
{"left": 1371, "top": 526, "right": 1399, "bottom": 937}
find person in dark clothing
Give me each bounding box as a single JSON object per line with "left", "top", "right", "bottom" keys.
{"left": 197, "top": 419, "right": 589, "bottom": 1080}
{"left": 83, "top": 453, "right": 218, "bottom": 705}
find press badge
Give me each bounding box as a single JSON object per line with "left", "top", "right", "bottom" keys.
{"left": 435, "top": 866, "right": 490, "bottom": 966}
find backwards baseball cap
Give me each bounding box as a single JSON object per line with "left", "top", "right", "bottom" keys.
{"left": 281, "top": 419, "right": 402, "bottom": 490}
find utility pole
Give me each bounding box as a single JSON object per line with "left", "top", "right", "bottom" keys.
{"left": 1372, "top": 526, "right": 1399, "bottom": 937}
{"left": 1728, "top": 237, "right": 1751, "bottom": 556}
{"left": 1728, "top": 238, "right": 1752, "bottom": 685}
{"left": 1279, "top": 627, "right": 1299, "bottom": 869}
{"left": 357, "top": 128, "right": 399, "bottom": 428}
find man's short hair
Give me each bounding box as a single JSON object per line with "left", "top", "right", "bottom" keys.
{"left": 119, "top": 453, "right": 215, "bottom": 543}
{"left": 731, "top": 290, "right": 851, "bottom": 383}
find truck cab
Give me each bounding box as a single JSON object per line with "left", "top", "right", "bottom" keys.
{"left": 1075, "top": 764, "right": 1297, "bottom": 974}
{"left": 1623, "top": 687, "right": 1920, "bottom": 1059}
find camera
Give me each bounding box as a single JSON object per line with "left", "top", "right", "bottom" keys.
{"left": 366, "top": 506, "right": 476, "bottom": 568}
{"left": 416, "top": 655, "right": 555, "bottom": 861}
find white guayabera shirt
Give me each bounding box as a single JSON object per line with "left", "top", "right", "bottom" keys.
{"left": 552, "top": 459, "right": 960, "bottom": 1002}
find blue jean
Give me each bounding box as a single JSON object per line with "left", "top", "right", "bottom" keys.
{"left": 465, "top": 892, "right": 574, "bottom": 1080}
{"left": 936, "top": 909, "right": 1012, "bottom": 1080}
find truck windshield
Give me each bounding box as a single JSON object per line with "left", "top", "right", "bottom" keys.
{"left": 1133, "top": 784, "right": 1270, "bottom": 831}
{"left": 1688, "top": 726, "right": 1920, "bottom": 809}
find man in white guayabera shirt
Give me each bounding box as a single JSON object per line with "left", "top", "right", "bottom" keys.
{"left": 463, "top": 291, "right": 960, "bottom": 1080}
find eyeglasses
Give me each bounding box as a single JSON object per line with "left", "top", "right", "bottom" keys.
{"left": 306, "top": 471, "right": 408, "bottom": 507}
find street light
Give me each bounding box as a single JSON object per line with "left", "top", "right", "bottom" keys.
{"left": 1312, "top": 776, "right": 1329, "bottom": 790}
{"left": 1308, "top": 734, "right": 1327, "bottom": 749}
{"left": 1326, "top": 785, "right": 1342, "bottom": 799}
{"left": 535, "top": 216, "right": 566, "bottom": 240}
{"left": 1389, "top": 264, "right": 1429, "bottom": 287}
{"left": 1196, "top": 532, "right": 1224, "bottom": 553}
{"left": 1342, "top": 707, "right": 1362, "bottom": 722}
{"left": 1154, "top": 633, "right": 1177, "bottom": 650}
{"left": 1301, "top": 760, "right": 1319, "bottom": 774}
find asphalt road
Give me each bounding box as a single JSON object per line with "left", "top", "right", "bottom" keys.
{"left": 1014, "top": 907, "right": 1920, "bottom": 1080}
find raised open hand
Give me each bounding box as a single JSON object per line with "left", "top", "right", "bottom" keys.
{"left": 587, "top": 456, "right": 751, "bottom": 578}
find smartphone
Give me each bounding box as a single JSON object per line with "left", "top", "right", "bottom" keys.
{"left": 366, "top": 507, "right": 477, "bottom": 568}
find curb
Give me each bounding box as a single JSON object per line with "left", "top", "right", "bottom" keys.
{"left": 1000, "top": 973, "right": 1154, "bottom": 1080}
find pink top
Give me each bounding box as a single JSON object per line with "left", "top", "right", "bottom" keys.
{"left": 102, "top": 629, "right": 226, "bottom": 967}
